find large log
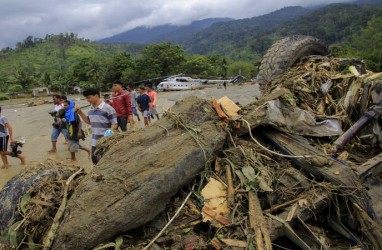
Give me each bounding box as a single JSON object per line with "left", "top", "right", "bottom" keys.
{"left": 51, "top": 97, "right": 227, "bottom": 249}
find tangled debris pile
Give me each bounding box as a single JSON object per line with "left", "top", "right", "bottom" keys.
{"left": 1, "top": 52, "right": 382, "bottom": 249}
{"left": 0, "top": 160, "right": 84, "bottom": 248}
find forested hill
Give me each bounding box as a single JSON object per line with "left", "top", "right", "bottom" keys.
{"left": 175, "top": 3, "right": 382, "bottom": 69}
{"left": 179, "top": 6, "right": 310, "bottom": 57}
{"left": 355, "top": 0, "right": 382, "bottom": 4}
{"left": 241, "top": 3, "right": 382, "bottom": 71}
{"left": 99, "top": 18, "right": 233, "bottom": 44}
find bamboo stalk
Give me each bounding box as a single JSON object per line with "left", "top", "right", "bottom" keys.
{"left": 248, "top": 191, "right": 272, "bottom": 250}
{"left": 248, "top": 191, "right": 264, "bottom": 250}
{"left": 143, "top": 189, "right": 193, "bottom": 250}
{"left": 43, "top": 167, "right": 84, "bottom": 250}
{"left": 226, "top": 165, "right": 235, "bottom": 207}
{"left": 264, "top": 195, "right": 307, "bottom": 213}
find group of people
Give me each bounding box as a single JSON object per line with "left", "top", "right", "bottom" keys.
{"left": 47, "top": 81, "right": 160, "bottom": 165}
{"left": 0, "top": 81, "right": 160, "bottom": 168}
{"left": 104, "top": 82, "right": 160, "bottom": 128}
{"left": 48, "top": 94, "right": 91, "bottom": 162}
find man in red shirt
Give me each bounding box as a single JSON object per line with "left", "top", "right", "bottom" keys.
{"left": 146, "top": 84, "right": 160, "bottom": 120}
{"left": 111, "top": 80, "right": 135, "bottom": 131}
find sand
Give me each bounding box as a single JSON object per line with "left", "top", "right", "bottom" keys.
{"left": 0, "top": 83, "right": 260, "bottom": 189}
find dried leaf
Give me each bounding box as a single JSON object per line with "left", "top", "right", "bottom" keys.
{"left": 220, "top": 238, "right": 247, "bottom": 248}
{"left": 201, "top": 178, "right": 230, "bottom": 227}
{"left": 298, "top": 198, "right": 309, "bottom": 207}
{"left": 286, "top": 203, "right": 298, "bottom": 222}
{"left": 210, "top": 237, "right": 222, "bottom": 250}
{"left": 242, "top": 166, "right": 273, "bottom": 192}
{"left": 256, "top": 176, "right": 273, "bottom": 192}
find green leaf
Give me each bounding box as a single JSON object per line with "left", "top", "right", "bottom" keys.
{"left": 28, "top": 235, "right": 36, "bottom": 250}
{"left": 115, "top": 236, "right": 123, "bottom": 250}
{"left": 19, "top": 193, "right": 31, "bottom": 215}
{"left": 241, "top": 166, "right": 258, "bottom": 182}
{"left": 93, "top": 242, "right": 116, "bottom": 250}
{"left": 7, "top": 221, "right": 22, "bottom": 246}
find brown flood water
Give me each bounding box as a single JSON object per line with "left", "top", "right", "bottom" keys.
{"left": 0, "top": 84, "right": 260, "bottom": 189}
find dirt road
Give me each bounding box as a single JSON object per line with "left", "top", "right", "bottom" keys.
{"left": 0, "top": 83, "right": 260, "bottom": 189}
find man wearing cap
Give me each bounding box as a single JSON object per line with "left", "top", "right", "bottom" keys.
{"left": 111, "top": 80, "right": 135, "bottom": 131}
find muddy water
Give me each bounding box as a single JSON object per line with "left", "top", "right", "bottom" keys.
{"left": 0, "top": 84, "right": 260, "bottom": 189}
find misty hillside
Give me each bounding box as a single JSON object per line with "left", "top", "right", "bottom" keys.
{"left": 179, "top": 6, "right": 310, "bottom": 56}
{"left": 354, "top": 0, "right": 382, "bottom": 4}
{"left": 99, "top": 18, "right": 232, "bottom": 44}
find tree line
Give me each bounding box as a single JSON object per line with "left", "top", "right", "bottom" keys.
{"left": 0, "top": 36, "right": 256, "bottom": 94}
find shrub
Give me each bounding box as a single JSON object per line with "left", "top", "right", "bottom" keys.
{"left": 0, "top": 93, "right": 10, "bottom": 101}
{"left": 7, "top": 84, "right": 23, "bottom": 93}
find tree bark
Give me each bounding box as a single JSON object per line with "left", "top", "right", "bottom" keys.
{"left": 51, "top": 97, "right": 227, "bottom": 249}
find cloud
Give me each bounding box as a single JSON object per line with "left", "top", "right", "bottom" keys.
{"left": 0, "top": 0, "right": 354, "bottom": 49}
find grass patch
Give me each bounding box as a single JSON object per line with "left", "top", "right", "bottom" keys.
{"left": 0, "top": 93, "right": 10, "bottom": 101}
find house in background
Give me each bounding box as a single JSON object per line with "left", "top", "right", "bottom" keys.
{"left": 73, "top": 86, "right": 82, "bottom": 94}
{"left": 32, "top": 87, "right": 51, "bottom": 97}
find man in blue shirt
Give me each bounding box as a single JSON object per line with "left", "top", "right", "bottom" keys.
{"left": 136, "top": 86, "right": 152, "bottom": 126}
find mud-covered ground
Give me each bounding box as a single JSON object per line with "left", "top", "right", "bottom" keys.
{"left": 0, "top": 83, "right": 260, "bottom": 189}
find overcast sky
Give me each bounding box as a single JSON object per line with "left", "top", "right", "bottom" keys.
{"left": 0, "top": 0, "right": 353, "bottom": 49}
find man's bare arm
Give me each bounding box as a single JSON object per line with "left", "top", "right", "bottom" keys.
{"left": 5, "top": 123, "right": 14, "bottom": 142}
{"left": 75, "top": 108, "right": 90, "bottom": 125}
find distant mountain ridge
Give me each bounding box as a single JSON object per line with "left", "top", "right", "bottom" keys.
{"left": 354, "top": 0, "right": 382, "bottom": 4}
{"left": 179, "top": 6, "right": 310, "bottom": 55}
{"left": 99, "top": 18, "right": 233, "bottom": 44}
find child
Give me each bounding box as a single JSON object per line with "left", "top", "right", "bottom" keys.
{"left": 63, "top": 100, "right": 90, "bottom": 162}
{"left": 136, "top": 86, "right": 152, "bottom": 126}
{"left": 0, "top": 106, "right": 26, "bottom": 168}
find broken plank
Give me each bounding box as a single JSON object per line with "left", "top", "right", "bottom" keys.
{"left": 357, "top": 152, "right": 382, "bottom": 182}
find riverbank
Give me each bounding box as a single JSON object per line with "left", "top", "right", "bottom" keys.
{"left": 0, "top": 83, "right": 260, "bottom": 189}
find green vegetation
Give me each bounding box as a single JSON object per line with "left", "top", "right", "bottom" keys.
{"left": 1, "top": 3, "right": 382, "bottom": 94}
{"left": 0, "top": 37, "right": 234, "bottom": 93}
{"left": 181, "top": 3, "right": 382, "bottom": 71}
{"left": 0, "top": 93, "right": 10, "bottom": 101}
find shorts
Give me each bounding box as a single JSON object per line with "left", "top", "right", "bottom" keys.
{"left": 68, "top": 140, "right": 80, "bottom": 153}
{"left": 117, "top": 117, "right": 128, "bottom": 131}
{"left": 142, "top": 110, "right": 151, "bottom": 118}
{"left": 0, "top": 135, "right": 9, "bottom": 151}
{"left": 132, "top": 107, "right": 139, "bottom": 116}
{"left": 51, "top": 127, "right": 69, "bottom": 142}
{"left": 150, "top": 106, "right": 158, "bottom": 115}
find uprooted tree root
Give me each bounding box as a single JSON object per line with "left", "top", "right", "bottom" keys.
{"left": 0, "top": 160, "right": 85, "bottom": 249}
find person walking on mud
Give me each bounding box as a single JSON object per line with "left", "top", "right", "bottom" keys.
{"left": 0, "top": 106, "right": 26, "bottom": 168}
{"left": 75, "top": 88, "right": 118, "bottom": 165}
{"left": 63, "top": 100, "right": 91, "bottom": 162}
{"left": 137, "top": 86, "right": 152, "bottom": 126}
{"left": 48, "top": 95, "right": 68, "bottom": 153}
{"left": 146, "top": 84, "right": 160, "bottom": 120}
{"left": 127, "top": 85, "right": 141, "bottom": 122}
{"left": 111, "top": 80, "right": 135, "bottom": 131}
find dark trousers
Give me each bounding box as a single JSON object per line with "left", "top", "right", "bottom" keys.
{"left": 117, "top": 117, "right": 128, "bottom": 131}
{"left": 91, "top": 146, "right": 99, "bottom": 165}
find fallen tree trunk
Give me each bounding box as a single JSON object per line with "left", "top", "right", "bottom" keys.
{"left": 51, "top": 97, "right": 227, "bottom": 249}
